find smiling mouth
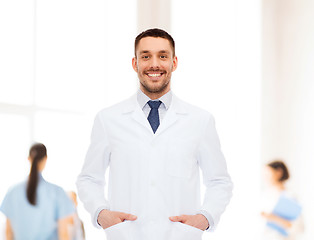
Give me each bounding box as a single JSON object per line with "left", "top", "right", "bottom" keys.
{"left": 145, "top": 72, "right": 165, "bottom": 78}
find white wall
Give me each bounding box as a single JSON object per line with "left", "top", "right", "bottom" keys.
{"left": 262, "top": 0, "right": 314, "bottom": 239}
{"left": 137, "top": 0, "right": 171, "bottom": 33}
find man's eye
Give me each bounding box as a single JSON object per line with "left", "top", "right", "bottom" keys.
{"left": 142, "top": 56, "right": 149, "bottom": 59}
{"left": 160, "top": 55, "right": 167, "bottom": 59}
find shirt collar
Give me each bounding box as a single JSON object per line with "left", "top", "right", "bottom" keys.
{"left": 39, "top": 172, "right": 44, "bottom": 181}
{"left": 137, "top": 89, "right": 172, "bottom": 110}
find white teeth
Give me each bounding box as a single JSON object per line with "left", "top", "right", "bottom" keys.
{"left": 148, "top": 73, "right": 161, "bottom": 77}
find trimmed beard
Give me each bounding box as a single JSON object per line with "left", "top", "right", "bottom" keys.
{"left": 140, "top": 78, "right": 170, "bottom": 94}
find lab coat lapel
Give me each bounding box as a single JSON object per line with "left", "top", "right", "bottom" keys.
{"left": 122, "top": 94, "right": 152, "bottom": 133}
{"left": 131, "top": 106, "right": 152, "bottom": 132}
{"left": 122, "top": 94, "right": 188, "bottom": 136}
{"left": 155, "top": 95, "right": 188, "bottom": 137}
{"left": 155, "top": 108, "right": 177, "bottom": 136}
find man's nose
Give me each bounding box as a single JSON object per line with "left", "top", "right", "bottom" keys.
{"left": 150, "top": 56, "right": 160, "bottom": 68}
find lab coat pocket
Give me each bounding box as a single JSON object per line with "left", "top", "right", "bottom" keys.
{"left": 166, "top": 157, "right": 193, "bottom": 178}
{"left": 170, "top": 222, "right": 203, "bottom": 240}
{"left": 104, "top": 221, "right": 132, "bottom": 240}
{"left": 166, "top": 139, "right": 196, "bottom": 179}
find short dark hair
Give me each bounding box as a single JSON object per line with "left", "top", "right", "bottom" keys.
{"left": 134, "top": 28, "right": 175, "bottom": 57}
{"left": 267, "top": 160, "right": 290, "bottom": 182}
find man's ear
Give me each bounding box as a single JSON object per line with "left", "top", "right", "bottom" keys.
{"left": 132, "top": 57, "right": 138, "bottom": 72}
{"left": 172, "top": 56, "right": 178, "bottom": 72}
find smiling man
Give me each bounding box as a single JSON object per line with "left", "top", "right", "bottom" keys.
{"left": 133, "top": 36, "right": 177, "bottom": 98}
{"left": 76, "top": 28, "right": 233, "bottom": 240}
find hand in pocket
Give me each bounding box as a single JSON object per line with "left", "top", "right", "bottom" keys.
{"left": 169, "top": 214, "right": 209, "bottom": 231}
{"left": 97, "top": 209, "right": 137, "bottom": 229}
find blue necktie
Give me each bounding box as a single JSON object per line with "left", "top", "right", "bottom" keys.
{"left": 147, "top": 100, "right": 162, "bottom": 133}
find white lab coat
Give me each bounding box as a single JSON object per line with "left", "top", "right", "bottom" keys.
{"left": 76, "top": 93, "right": 233, "bottom": 240}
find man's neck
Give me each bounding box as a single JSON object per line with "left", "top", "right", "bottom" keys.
{"left": 140, "top": 88, "right": 171, "bottom": 100}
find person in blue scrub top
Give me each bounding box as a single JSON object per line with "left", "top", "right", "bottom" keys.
{"left": 261, "top": 160, "right": 304, "bottom": 240}
{"left": 0, "top": 143, "right": 75, "bottom": 240}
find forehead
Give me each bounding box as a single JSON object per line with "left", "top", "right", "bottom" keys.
{"left": 136, "top": 37, "right": 173, "bottom": 54}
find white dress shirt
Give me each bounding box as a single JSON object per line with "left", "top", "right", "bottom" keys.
{"left": 137, "top": 89, "right": 172, "bottom": 122}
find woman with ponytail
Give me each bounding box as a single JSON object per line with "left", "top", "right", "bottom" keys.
{"left": 0, "top": 143, "right": 75, "bottom": 240}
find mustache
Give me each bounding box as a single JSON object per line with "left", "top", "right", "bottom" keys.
{"left": 144, "top": 69, "right": 166, "bottom": 73}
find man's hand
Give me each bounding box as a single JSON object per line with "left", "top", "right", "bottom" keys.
{"left": 169, "top": 214, "right": 209, "bottom": 231}
{"left": 97, "top": 209, "right": 137, "bottom": 229}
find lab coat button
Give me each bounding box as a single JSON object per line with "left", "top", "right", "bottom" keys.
{"left": 150, "top": 181, "right": 156, "bottom": 187}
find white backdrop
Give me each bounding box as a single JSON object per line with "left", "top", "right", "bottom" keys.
{"left": 2, "top": 0, "right": 312, "bottom": 240}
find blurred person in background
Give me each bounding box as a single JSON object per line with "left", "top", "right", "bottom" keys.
{"left": 67, "top": 191, "right": 85, "bottom": 240}
{"left": 0, "top": 143, "right": 75, "bottom": 240}
{"left": 261, "top": 160, "right": 304, "bottom": 240}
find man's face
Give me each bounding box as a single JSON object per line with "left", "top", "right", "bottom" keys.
{"left": 132, "top": 37, "right": 178, "bottom": 97}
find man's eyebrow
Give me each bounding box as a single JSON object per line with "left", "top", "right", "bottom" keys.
{"left": 139, "top": 50, "right": 170, "bottom": 55}
{"left": 139, "top": 50, "right": 150, "bottom": 55}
